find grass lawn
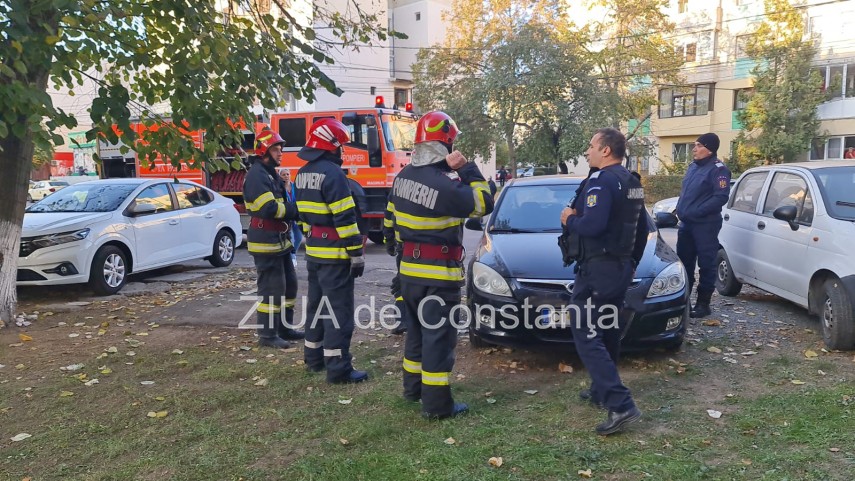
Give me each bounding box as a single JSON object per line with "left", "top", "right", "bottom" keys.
{"left": 2, "top": 315, "right": 854, "bottom": 480}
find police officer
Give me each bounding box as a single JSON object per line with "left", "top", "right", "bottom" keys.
{"left": 243, "top": 128, "right": 304, "bottom": 348}
{"left": 383, "top": 197, "right": 407, "bottom": 335}
{"left": 560, "top": 128, "right": 648, "bottom": 435}
{"left": 675, "top": 133, "right": 731, "bottom": 319}
{"left": 388, "top": 111, "right": 494, "bottom": 419}
{"left": 295, "top": 118, "right": 368, "bottom": 384}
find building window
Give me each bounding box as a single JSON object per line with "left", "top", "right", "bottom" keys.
{"left": 672, "top": 143, "right": 694, "bottom": 163}
{"left": 678, "top": 0, "right": 688, "bottom": 13}
{"left": 735, "top": 35, "right": 752, "bottom": 59}
{"left": 658, "top": 83, "right": 715, "bottom": 118}
{"left": 733, "top": 88, "right": 753, "bottom": 110}
{"left": 394, "top": 89, "right": 409, "bottom": 109}
{"left": 415, "top": 12, "right": 421, "bottom": 21}
{"left": 811, "top": 136, "right": 855, "bottom": 160}
{"left": 685, "top": 43, "right": 697, "bottom": 62}
{"left": 811, "top": 64, "right": 855, "bottom": 98}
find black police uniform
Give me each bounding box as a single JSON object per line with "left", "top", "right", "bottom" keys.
{"left": 564, "top": 164, "right": 647, "bottom": 415}
{"left": 243, "top": 159, "right": 301, "bottom": 345}
{"left": 295, "top": 149, "right": 365, "bottom": 383}
{"left": 388, "top": 160, "right": 494, "bottom": 418}
{"left": 383, "top": 199, "right": 407, "bottom": 334}
{"left": 675, "top": 155, "right": 731, "bottom": 314}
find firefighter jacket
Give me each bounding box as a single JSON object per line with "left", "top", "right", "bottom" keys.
{"left": 243, "top": 159, "right": 299, "bottom": 256}
{"left": 388, "top": 151, "right": 494, "bottom": 287}
{"left": 295, "top": 151, "right": 364, "bottom": 264}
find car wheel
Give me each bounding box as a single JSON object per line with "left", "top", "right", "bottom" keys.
{"left": 820, "top": 278, "right": 855, "bottom": 350}
{"left": 89, "top": 245, "right": 128, "bottom": 295}
{"left": 715, "top": 249, "right": 742, "bottom": 297}
{"left": 367, "top": 231, "right": 385, "bottom": 245}
{"left": 209, "top": 229, "right": 235, "bottom": 267}
{"left": 468, "top": 326, "right": 493, "bottom": 348}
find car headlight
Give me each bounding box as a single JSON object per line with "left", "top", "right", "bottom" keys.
{"left": 30, "top": 228, "right": 91, "bottom": 249}
{"left": 652, "top": 203, "right": 668, "bottom": 213}
{"left": 471, "top": 261, "right": 512, "bottom": 297}
{"left": 647, "top": 262, "right": 686, "bottom": 298}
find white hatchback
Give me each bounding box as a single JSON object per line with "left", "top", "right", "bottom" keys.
{"left": 716, "top": 161, "right": 855, "bottom": 350}
{"left": 19, "top": 178, "right": 243, "bottom": 295}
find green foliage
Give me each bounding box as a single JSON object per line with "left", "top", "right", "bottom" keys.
{"left": 736, "top": 0, "right": 826, "bottom": 163}
{"left": 641, "top": 174, "right": 683, "bottom": 204}
{"left": 0, "top": 0, "right": 391, "bottom": 170}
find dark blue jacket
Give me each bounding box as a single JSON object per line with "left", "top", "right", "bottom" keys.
{"left": 675, "top": 156, "right": 731, "bottom": 223}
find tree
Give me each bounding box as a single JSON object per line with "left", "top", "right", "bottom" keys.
{"left": 412, "top": 0, "right": 599, "bottom": 174}
{"left": 735, "top": 0, "right": 826, "bottom": 164}
{"left": 0, "top": 0, "right": 391, "bottom": 326}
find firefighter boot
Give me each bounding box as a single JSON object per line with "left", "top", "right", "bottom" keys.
{"left": 690, "top": 290, "right": 713, "bottom": 319}
{"left": 258, "top": 327, "right": 291, "bottom": 349}
{"left": 278, "top": 307, "right": 305, "bottom": 340}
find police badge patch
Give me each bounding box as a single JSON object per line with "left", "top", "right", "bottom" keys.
{"left": 586, "top": 194, "right": 598, "bottom": 207}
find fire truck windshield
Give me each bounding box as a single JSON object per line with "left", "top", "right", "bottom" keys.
{"left": 381, "top": 115, "right": 416, "bottom": 152}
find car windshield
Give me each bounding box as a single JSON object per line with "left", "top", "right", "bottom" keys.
{"left": 811, "top": 167, "right": 855, "bottom": 221}
{"left": 381, "top": 115, "right": 416, "bottom": 151}
{"left": 490, "top": 183, "right": 580, "bottom": 232}
{"left": 26, "top": 183, "right": 138, "bottom": 213}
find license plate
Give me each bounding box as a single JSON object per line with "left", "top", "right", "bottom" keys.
{"left": 539, "top": 307, "right": 572, "bottom": 328}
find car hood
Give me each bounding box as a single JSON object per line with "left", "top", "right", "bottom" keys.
{"left": 22, "top": 212, "right": 112, "bottom": 236}
{"left": 473, "top": 231, "right": 676, "bottom": 280}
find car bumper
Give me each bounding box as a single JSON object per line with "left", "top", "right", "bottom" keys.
{"left": 467, "top": 279, "right": 688, "bottom": 351}
{"left": 16, "top": 240, "right": 93, "bottom": 286}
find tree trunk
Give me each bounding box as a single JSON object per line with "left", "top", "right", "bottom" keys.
{"left": 0, "top": 75, "right": 50, "bottom": 329}
{"left": 505, "top": 125, "right": 517, "bottom": 176}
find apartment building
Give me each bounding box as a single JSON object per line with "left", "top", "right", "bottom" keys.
{"left": 648, "top": 0, "right": 855, "bottom": 173}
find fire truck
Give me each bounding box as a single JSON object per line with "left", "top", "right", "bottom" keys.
{"left": 98, "top": 99, "right": 418, "bottom": 242}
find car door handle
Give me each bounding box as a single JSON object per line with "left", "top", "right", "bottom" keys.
{"left": 204, "top": 212, "right": 214, "bottom": 219}
{"left": 723, "top": 214, "right": 730, "bottom": 221}
{"left": 169, "top": 219, "right": 179, "bottom": 226}
{"left": 757, "top": 221, "right": 765, "bottom": 230}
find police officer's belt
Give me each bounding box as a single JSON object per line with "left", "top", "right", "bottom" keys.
{"left": 249, "top": 218, "right": 289, "bottom": 232}
{"left": 308, "top": 225, "right": 340, "bottom": 240}
{"left": 402, "top": 242, "right": 464, "bottom": 261}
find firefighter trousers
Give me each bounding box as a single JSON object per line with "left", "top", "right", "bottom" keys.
{"left": 303, "top": 261, "right": 356, "bottom": 382}
{"left": 401, "top": 281, "right": 460, "bottom": 417}
{"left": 254, "top": 253, "right": 298, "bottom": 338}
{"left": 389, "top": 252, "right": 409, "bottom": 331}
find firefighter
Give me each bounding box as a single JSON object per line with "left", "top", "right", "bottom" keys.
{"left": 383, "top": 197, "right": 407, "bottom": 335}
{"left": 243, "top": 128, "right": 304, "bottom": 348}
{"left": 295, "top": 118, "right": 368, "bottom": 384}
{"left": 388, "top": 111, "right": 494, "bottom": 419}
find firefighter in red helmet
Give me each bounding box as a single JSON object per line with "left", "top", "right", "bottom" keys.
{"left": 387, "top": 111, "right": 494, "bottom": 418}
{"left": 295, "top": 118, "right": 368, "bottom": 384}
{"left": 243, "top": 127, "right": 304, "bottom": 348}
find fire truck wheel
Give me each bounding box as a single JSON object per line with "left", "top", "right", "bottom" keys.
{"left": 209, "top": 229, "right": 236, "bottom": 267}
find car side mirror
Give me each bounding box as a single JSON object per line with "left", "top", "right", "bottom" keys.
{"left": 654, "top": 212, "right": 678, "bottom": 228}
{"left": 465, "top": 218, "right": 483, "bottom": 231}
{"left": 773, "top": 205, "right": 799, "bottom": 231}
{"left": 367, "top": 127, "right": 382, "bottom": 167}
{"left": 129, "top": 203, "right": 156, "bottom": 216}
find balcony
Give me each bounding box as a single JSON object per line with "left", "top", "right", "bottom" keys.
{"left": 817, "top": 97, "right": 855, "bottom": 121}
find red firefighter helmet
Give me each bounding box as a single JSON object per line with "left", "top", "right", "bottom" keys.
{"left": 254, "top": 128, "right": 286, "bottom": 157}
{"left": 306, "top": 118, "right": 351, "bottom": 151}
{"left": 414, "top": 111, "right": 460, "bottom": 144}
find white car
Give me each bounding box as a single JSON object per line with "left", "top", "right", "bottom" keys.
{"left": 28, "top": 180, "right": 70, "bottom": 201}
{"left": 19, "top": 178, "right": 242, "bottom": 295}
{"left": 716, "top": 161, "right": 855, "bottom": 349}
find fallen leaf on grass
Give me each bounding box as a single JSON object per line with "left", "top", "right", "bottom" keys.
{"left": 60, "top": 363, "right": 85, "bottom": 372}
{"left": 707, "top": 409, "right": 722, "bottom": 419}
{"left": 488, "top": 457, "right": 503, "bottom": 467}
{"left": 486, "top": 398, "right": 497, "bottom": 404}
{"left": 804, "top": 350, "right": 818, "bottom": 359}
{"left": 172, "top": 349, "right": 184, "bottom": 355}
{"left": 59, "top": 391, "right": 74, "bottom": 397}
{"left": 19, "top": 333, "right": 33, "bottom": 342}
{"left": 100, "top": 368, "right": 112, "bottom": 375}
{"left": 702, "top": 319, "right": 721, "bottom": 327}
{"left": 791, "top": 380, "right": 806, "bottom": 385}
{"left": 239, "top": 346, "right": 252, "bottom": 351}
{"left": 68, "top": 333, "right": 79, "bottom": 338}
{"left": 829, "top": 447, "right": 840, "bottom": 452}
{"left": 339, "top": 438, "right": 349, "bottom": 445}
{"left": 140, "top": 381, "right": 155, "bottom": 386}
{"left": 444, "top": 437, "right": 456, "bottom": 445}
{"left": 146, "top": 411, "right": 168, "bottom": 418}
{"left": 155, "top": 396, "right": 166, "bottom": 401}
{"left": 176, "top": 360, "right": 189, "bottom": 366}
{"left": 15, "top": 364, "right": 25, "bottom": 370}
{"left": 338, "top": 398, "right": 353, "bottom": 405}
{"left": 578, "top": 468, "right": 593, "bottom": 478}
{"left": 524, "top": 390, "right": 538, "bottom": 395}
{"left": 10, "top": 433, "right": 32, "bottom": 442}
{"left": 254, "top": 378, "right": 269, "bottom": 387}
{"left": 106, "top": 346, "right": 118, "bottom": 353}
{"left": 84, "top": 379, "right": 99, "bottom": 386}
{"left": 558, "top": 362, "right": 573, "bottom": 374}
{"left": 707, "top": 347, "right": 722, "bottom": 354}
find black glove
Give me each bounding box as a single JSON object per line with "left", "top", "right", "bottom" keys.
{"left": 350, "top": 255, "right": 365, "bottom": 278}
{"left": 385, "top": 241, "right": 397, "bottom": 257}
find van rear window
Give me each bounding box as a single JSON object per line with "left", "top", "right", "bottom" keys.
{"left": 278, "top": 118, "right": 307, "bottom": 149}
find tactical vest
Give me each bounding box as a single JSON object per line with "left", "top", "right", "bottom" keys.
{"left": 580, "top": 167, "right": 645, "bottom": 260}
